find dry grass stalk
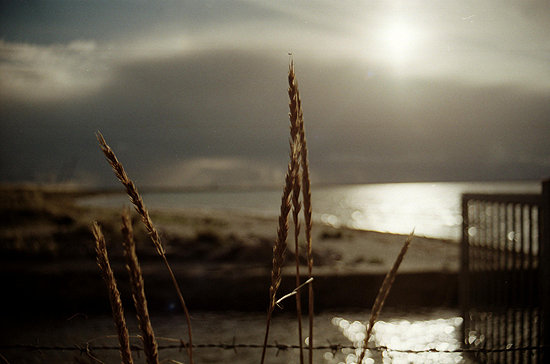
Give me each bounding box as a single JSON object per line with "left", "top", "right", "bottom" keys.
{"left": 290, "top": 58, "right": 315, "bottom": 364}
{"left": 97, "top": 132, "right": 194, "bottom": 364}
{"left": 260, "top": 109, "right": 301, "bottom": 364}
{"left": 297, "top": 65, "right": 315, "bottom": 364}
{"left": 259, "top": 150, "right": 295, "bottom": 364}
{"left": 276, "top": 277, "right": 313, "bottom": 306}
{"left": 93, "top": 221, "right": 134, "bottom": 364}
{"left": 96, "top": 132, "right": 163, "bottom": 256}
{"left": 121, "top": 207, "right": 159, "bottom": 364}
{"left": 288, "top": 58, "right": 305, "bottom": 364}
{"left": 357, "top": 231, "right": 414, "bottom": 364}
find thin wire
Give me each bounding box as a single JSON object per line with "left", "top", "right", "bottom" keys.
{"left": 1, "top": 342, "right": 548, "bottom": 354}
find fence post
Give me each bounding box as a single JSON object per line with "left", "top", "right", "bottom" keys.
{"left": 541, "top": 179, "right": 550, "bottom": 363}
{"left": 460, "top": 195, "right": 470, "bottom": 350}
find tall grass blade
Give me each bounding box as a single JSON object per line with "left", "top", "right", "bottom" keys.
{"left": 260, "top": 92, "right": 302, "bottom": 363}
{"left": 93, "top": 221, "right": 134, "bottom": 364}
{"left": 357, "top": 231, "right": 414, "bottom": 364}
{"left": 96, "top": 132, "right": 163, "bottom": 255}
{"left": 288, "top": 57, "right": 305, "bottom": 364}
{"left": 121, "top": 208, "right": 159, "bottom": 364}
{"left": 290, "top": 57, "right": 315, "bottom": 364}
{"left": 97, "top": 132, "right": 194, "bottom": 364}
{"left": 259, "top": 150, "right": 295, "bottom": 364}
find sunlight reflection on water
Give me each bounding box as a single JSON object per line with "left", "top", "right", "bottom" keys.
{"left": 3, "top": 310, "right": 475, "bottom": 364}
{"left": 318, "top": 183, "right": 462, "bottom": 240}
{"left": 78, "top": 181, "right": 540, "bottom": 241}
{"left": 329, "top": 316, "right": 465, "bottom": 364}
{"left": 316, "top": 181, "right": 539, "bottom": 241}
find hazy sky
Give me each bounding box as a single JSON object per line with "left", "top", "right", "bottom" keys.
{"left": 1, "top": 0, "right": 549, "bottom": 188}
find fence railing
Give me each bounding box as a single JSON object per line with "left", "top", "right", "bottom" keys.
{"left": 461, "top": 180, "right": 550, "bottom": 364}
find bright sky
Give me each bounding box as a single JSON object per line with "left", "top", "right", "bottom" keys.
{"left": 1, "top": 0, "right": 549, "bottom": 187}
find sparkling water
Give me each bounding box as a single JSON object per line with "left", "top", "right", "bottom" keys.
{"left": 2, "top": 309, "right": 476, "bottom": 364}
{"left": 79, "top": 181, "right": 540, "bottom": 241}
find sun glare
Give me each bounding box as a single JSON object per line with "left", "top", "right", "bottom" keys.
{"left": 359, "top": 11, "right": 426, "bottom": 75}
{"left": 379, "top": 18, "right": 421, "bottom": 67}
{"left": 385, "top": 24, "right": 416, "bottom": 58}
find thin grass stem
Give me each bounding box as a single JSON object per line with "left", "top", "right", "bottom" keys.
{"left": 290, "top": 58, "right": 315, "bottom": 364}
{"left": 357, "top": 231, "right": 414, "bottom": 364}
{"left": 97, "top": 132, "right": 194, "bottom": 364}
{"left": 93, "top": 222, "right": 134, "bottom": 364}
{"left": 259, "top": 131, "right": 299, "bottom": 364}
{"left": 288, "top": 56, "right": 305, "bottom": 364}
{"left": 121, "top": 208, "right": 159, "bottom": 364}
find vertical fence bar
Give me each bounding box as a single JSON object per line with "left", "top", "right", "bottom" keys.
{"left": 484, "top": 201, "right": 491, "bottom": 358}
{"left": 512, "top": 203, "right": 519, "bottom": 364}
{"left": 528, "top": 205, "right": 535, "bottom": 364}
{"left": 519, "top": 204, "right": 525, "bottom": 364}
{"left": 508, "top": 204, "right": 514, "bottom": 364}
{"left": 492, "top": 201, "right": 499, "bottom": 364}
{"left": 492, "top": 200, "right": 499, "bottom": 362}
{"left": 540, "top": 180, "right": 550, "bottom": 364}
{"left": 537, "top": 202, "right": 543, "bottom": 364}
{"left": 500, "top": 202, "right": 505, "bottom": 364}
{"left": 528, "top": 203, "right": 535, "bottom": 364}
{"left": 460, "top": 196, "right": 471, "bottom": 352}
{"left": 516, "top": 205, "right": 522, "bottom": 363}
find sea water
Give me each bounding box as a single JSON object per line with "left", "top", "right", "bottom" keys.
{"left": 40, "top": 182, "right": 533, "bottom": 363}
{"left": 2, "top": 309, "right": 475, "bottom": 364}
{"left": 80, "top": 181, "right": 540, "bottom": 241}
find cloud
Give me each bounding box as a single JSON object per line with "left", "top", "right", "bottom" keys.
{"left": 150, "top": 156, "right": 286, "bottom": 189}
{"left": 0, "top": 40, "right": 113, "bottom": 102}
{"left": 2, "top": 0, "right": 549, "bottom": 108}
{"left": 1, "top": 43, "right": 549, "bottom": 186}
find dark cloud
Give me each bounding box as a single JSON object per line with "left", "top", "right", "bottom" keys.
{"left": 2, "top": 47, "right": 549, "bottom": 187}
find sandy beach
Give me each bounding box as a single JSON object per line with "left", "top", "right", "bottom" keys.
{"left": 0, "top": 186, "right": 460, "bottom": 314}
{"left": 151, "top": 207, "right": 459, "bottom": 274}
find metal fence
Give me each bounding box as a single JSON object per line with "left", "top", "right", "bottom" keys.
{"left": 460, "top": 181, "right": 550, "bottom": 364}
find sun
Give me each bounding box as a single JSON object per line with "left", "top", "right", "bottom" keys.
{"left": 379, "top": 18, "right": 420, "bottom": 67}
{"left": 385, "top": 24, "right": 416, "bottom": 58}
{"left": 356, "top": 12, "right": 425, "bottom": 74}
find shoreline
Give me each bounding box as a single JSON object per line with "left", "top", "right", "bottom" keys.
{"left": 1, "top": 185, "right": 460, "bottom": 314}
{"left": 74, "top": 186, "right": 466, "bottom": 242}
